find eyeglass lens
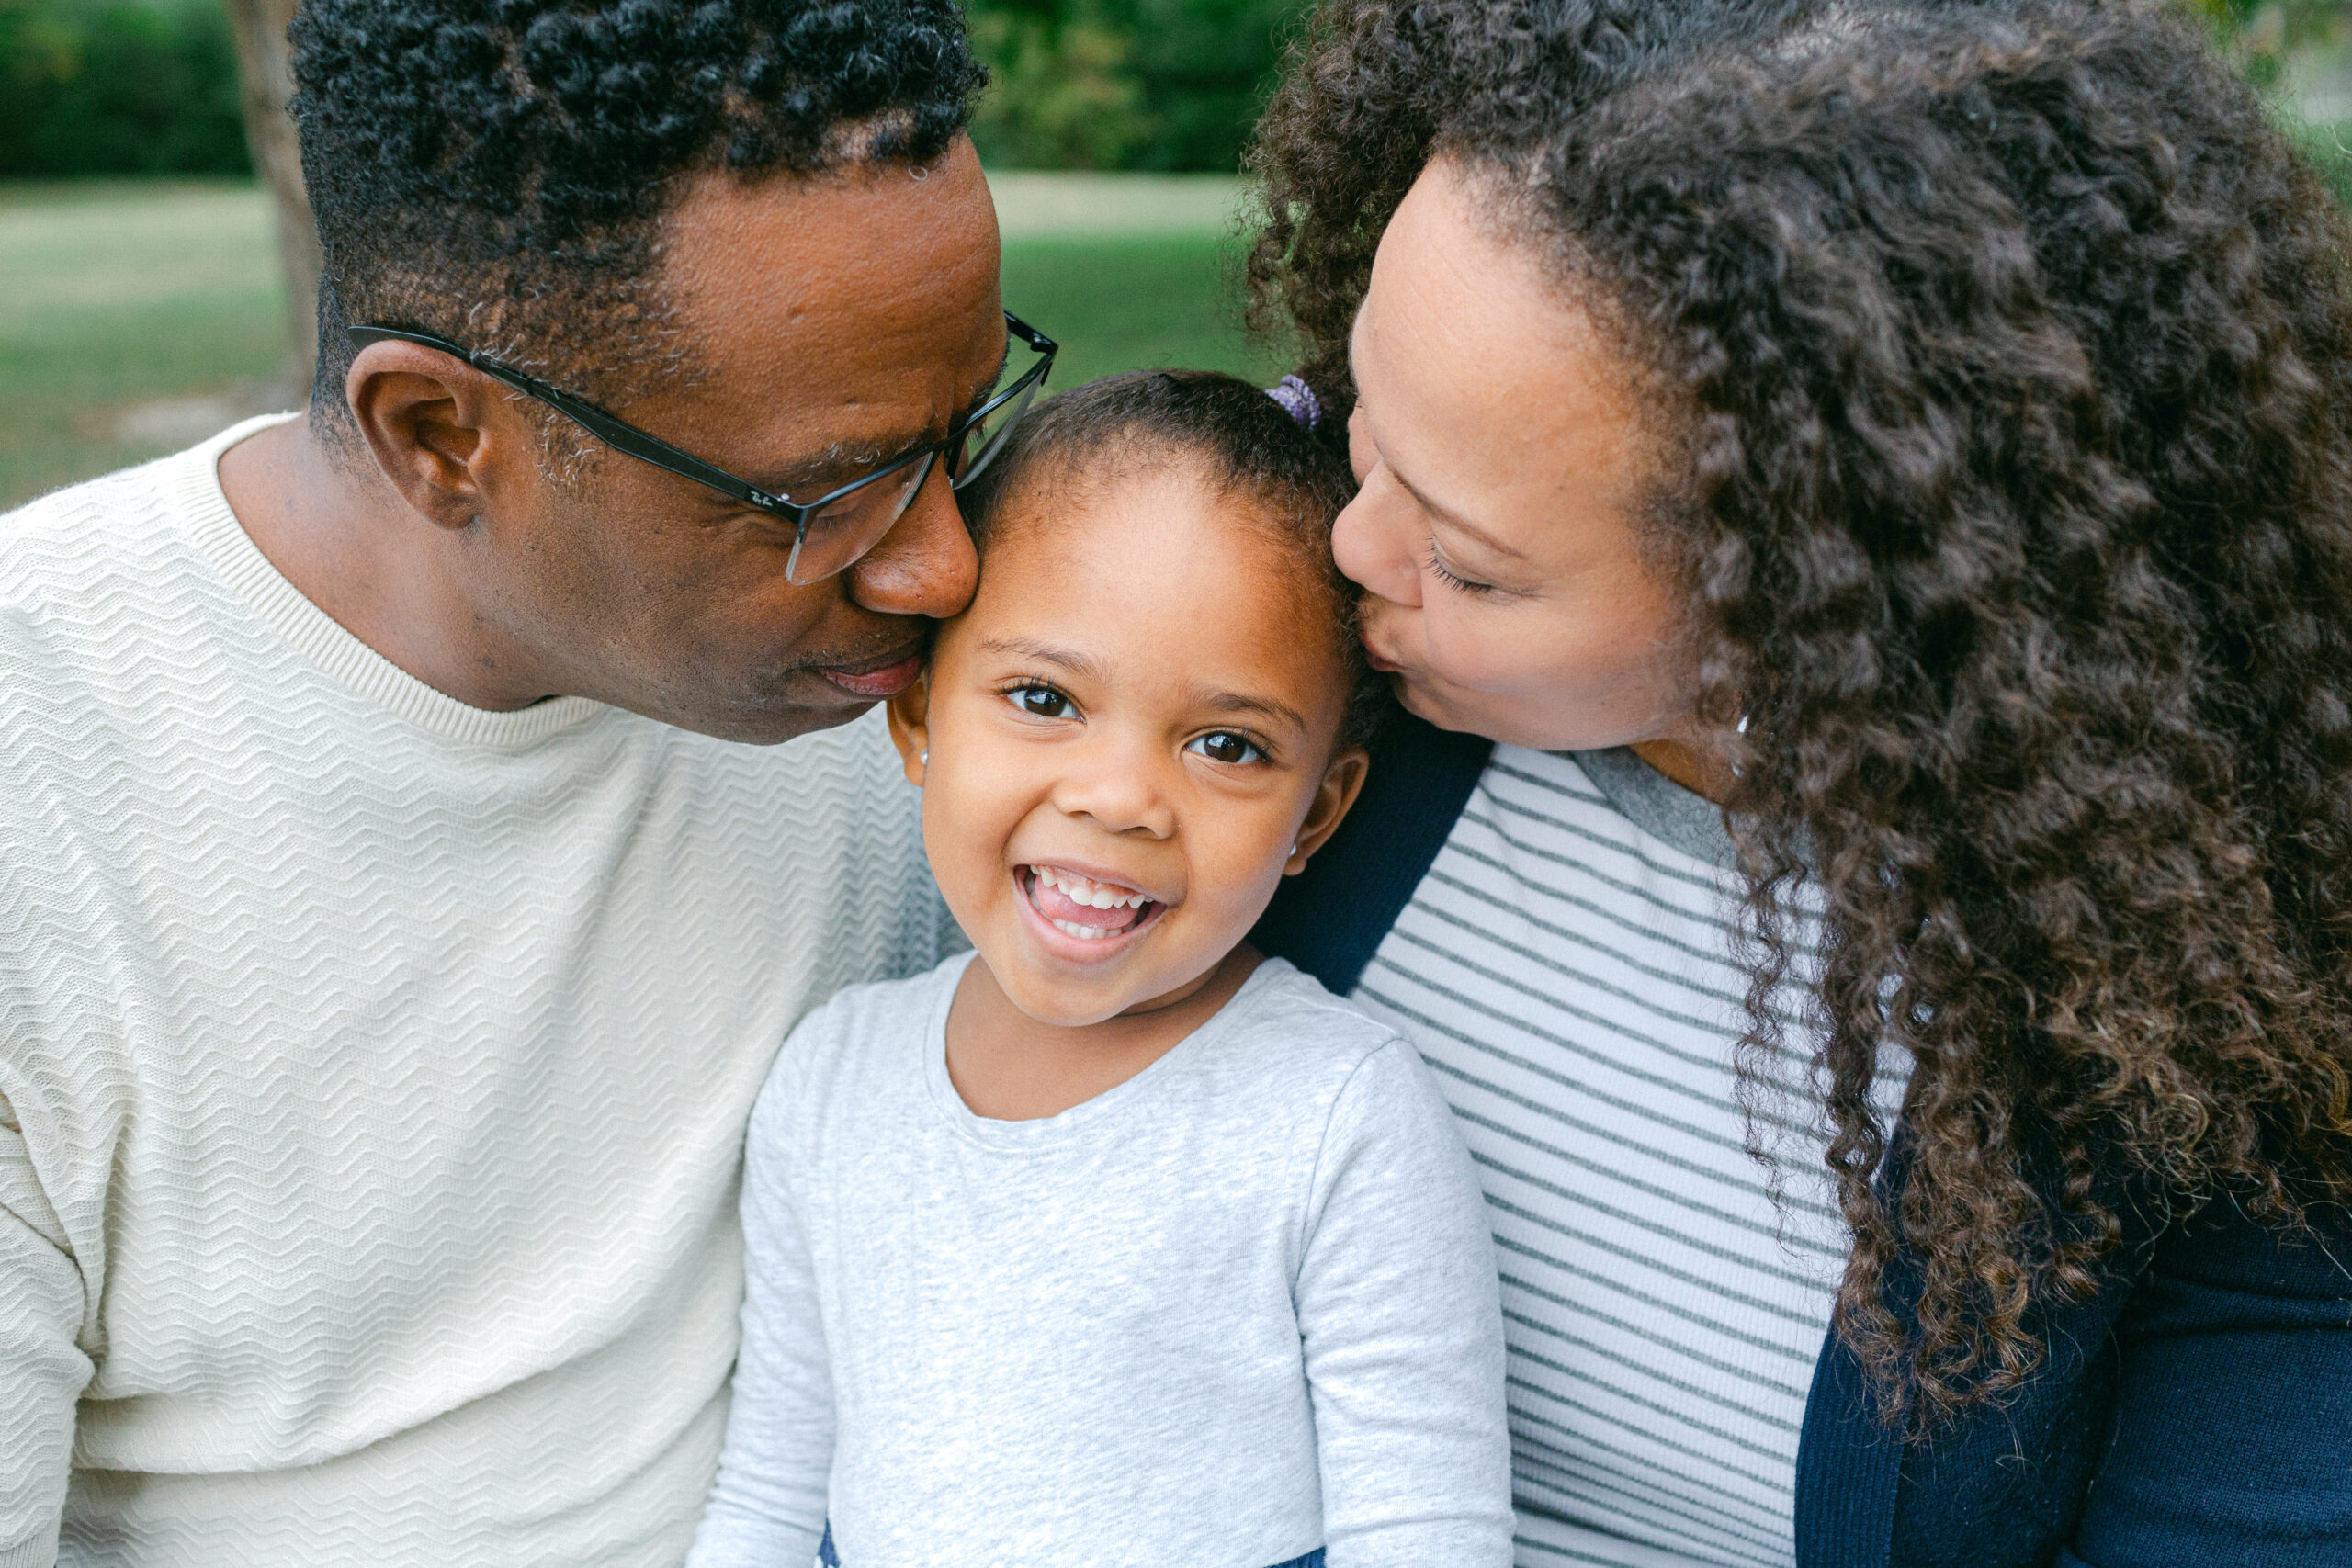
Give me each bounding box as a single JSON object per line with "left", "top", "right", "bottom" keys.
{"left": 780, "top": 370, "right": 1048, "bottom": 585}
{"left": 785, "top": 449, "right": 939, "bottom": 585}
{"left": 952, "top": 374, "right": 1044, "bottom": 487}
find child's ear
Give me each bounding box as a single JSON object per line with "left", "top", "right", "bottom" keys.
{"left": 886, "top": 672, "right": 932, "bottom": 786}
{"left": 1285, "top": 745, "right": 1370, "bottom": 874}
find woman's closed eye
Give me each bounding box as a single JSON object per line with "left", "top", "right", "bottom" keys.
{"left": 1004, "top": 682, "right": 1077, "bottom": 720}
{"left": 1423, "top": 540, "right": 1497, "bottom": 597}
{"left": 1185, "top": 730, "right": 1266, "bottom": 766}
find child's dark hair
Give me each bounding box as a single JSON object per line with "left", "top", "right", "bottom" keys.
{"left": 961, "top": 368, "right": 1389, "bottom": 752}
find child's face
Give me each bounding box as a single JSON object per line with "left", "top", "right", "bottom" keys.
{"left": 889, "top": 463, "right": 1368, "bottom": 1027}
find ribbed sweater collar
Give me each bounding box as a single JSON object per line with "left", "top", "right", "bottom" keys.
{"left": 173, "top": 413, "right": 609, "bottom": 750}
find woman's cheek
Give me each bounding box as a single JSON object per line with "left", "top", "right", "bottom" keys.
{"left": 1419, "top": 596, "right": 1514, "bottom": 694}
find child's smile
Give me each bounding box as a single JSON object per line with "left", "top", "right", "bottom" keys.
{"left": 887, "top": 459, "right": 1370, "bottom": 1068}
{"left": 1018, "top": 863, "right": 1163, "bottom": 947}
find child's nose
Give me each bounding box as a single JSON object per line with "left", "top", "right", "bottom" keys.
{"left": 1051, "top": 738, "right": 1176, "bottom": 840}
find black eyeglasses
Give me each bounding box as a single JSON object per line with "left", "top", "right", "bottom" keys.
{"left": 346, "top": 311, "right": 1057, "bottom": 583}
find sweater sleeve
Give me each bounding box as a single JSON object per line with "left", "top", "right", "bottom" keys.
{"left": 684, "top": 1051, "right": 834, "bottom": 1568}
{"left": 1295, "top": 1037, "right": 1513, "bottom": 1568}
{"left": 2062, "top": 1195, "right": 2352, "bottom": 1566}
{"left": 0, "top": 1079, "right": 94, "bottom": 1568}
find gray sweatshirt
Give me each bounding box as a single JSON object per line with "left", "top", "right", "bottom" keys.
{"left": 687, "top": 953, "right": 1512, "bottom": 1568}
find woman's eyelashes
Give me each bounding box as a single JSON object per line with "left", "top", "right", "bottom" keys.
{"left": 1422, "top": 541, "right": 1497, "bottom": 597}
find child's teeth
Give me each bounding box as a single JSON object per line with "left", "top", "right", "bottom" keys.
{"left": 1034, "top": 866, "right": 1149, "bottom": 910}
{"left": 1051, "top": 919, "right": 1110, "bottom": 940}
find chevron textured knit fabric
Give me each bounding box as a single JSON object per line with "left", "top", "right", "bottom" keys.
{"left": 0, "top": 419, "right": 950, "bottom": 1568}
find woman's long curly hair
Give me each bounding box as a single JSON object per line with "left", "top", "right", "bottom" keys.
{"left": 1250, "top": 0, "right": 2352, "bottom": 1422}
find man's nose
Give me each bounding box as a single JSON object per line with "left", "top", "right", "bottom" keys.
{"left": 843, "top": 460, "right": 978, "bottom": 619}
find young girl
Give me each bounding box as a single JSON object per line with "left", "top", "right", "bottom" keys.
{"left": 684, "top": 371, "right": 1512, "bottom": 1568}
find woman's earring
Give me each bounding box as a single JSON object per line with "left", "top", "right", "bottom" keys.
{"left": 919, "top": 749, "right": 929, "bottom": 766}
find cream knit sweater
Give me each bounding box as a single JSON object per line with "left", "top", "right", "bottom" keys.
{"left": 0, "top": 419, "right": 949, "bottom": 1568}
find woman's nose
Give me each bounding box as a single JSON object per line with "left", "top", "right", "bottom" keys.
{"left": 1331, "top": 477, "right": 1425, "bottom": 607}
{"left": 1051, "top": 738, "right": 1177, "bottom": 840}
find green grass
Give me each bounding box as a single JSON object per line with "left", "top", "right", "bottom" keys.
{"left": 1003, "top": 232, "right": 1275, "bottom": 391}
{"left": 0, "top": 179, "right": 292, "bottom": 505}
{"left": 0, "top": 173, "right": 1266, "bottom": 510}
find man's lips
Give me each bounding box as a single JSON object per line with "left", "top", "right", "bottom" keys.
{"left": 816, "top": 646, "right": 926, "bottom": 698}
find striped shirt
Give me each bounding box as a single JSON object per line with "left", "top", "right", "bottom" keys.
{"left": 1348, "top": 745, "right": 1903, "bottom": 1568}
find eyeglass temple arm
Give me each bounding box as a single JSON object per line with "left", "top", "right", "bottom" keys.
{"left": 345, "top": 310, "right": 1052, "bottom": 512}
{"left": 343, "top": 325, "right": 803, "bottom": 519}
{"left": 1004, "top": 313, "right": 1057, "bottom": 357}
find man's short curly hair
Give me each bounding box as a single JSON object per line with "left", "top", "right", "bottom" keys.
{"left": 1251, "top": 0, "right": 2352, "bottom": 1424}
{"left": 289, "top": 0, "right": 987, "bottom": 434}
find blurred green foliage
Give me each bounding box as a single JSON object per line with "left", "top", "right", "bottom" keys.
{"left": 967, "top": 0, "right": 1308, "bottom": 170}
{"left": 2188, "top": 0, "right": 2352, "bottom": 207}
{"left": 0, "top": 0, "right": 248, "bottom": 175}
{"left": 2187, "top": 0, "right": 2342, "bottom": 89}
{"left": 0, "top": 0, "right": 2344, "bottom": 177}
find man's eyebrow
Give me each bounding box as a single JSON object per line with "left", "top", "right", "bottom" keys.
{"left": 743, "top": 337, "right": 1015, "bottom": 500}
{"left": 743, "top": 436, "right": 909, "bottom": 501}
{"left": 1191, "top": 687, "right": 1310, "bottom": 734}
{"left": 979, "top": 637, "right": 1103, "bottom": 682}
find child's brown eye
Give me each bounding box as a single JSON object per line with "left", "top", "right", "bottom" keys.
{"left": 1186, "top": 731, "right": 1264, "bottom": 766}
{"left": 1011, "top": 683, "right": 1072, "bottom": 719}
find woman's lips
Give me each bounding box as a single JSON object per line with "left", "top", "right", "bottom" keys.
{"left": 818, "top": 650, "right": 924, "bottom": 698}
{"left": 1360, "top": 636, "right": 1403, "bottom": 675}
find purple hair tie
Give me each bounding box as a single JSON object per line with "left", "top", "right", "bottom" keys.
{"left": 1266, "top": 374, "right": 1322, "bottom": 431}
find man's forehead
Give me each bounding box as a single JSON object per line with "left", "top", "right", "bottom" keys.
{"left": 660, "top": 146, "right": 1002, "bottom": 365}
{"left": 641, "top": 141, "right": 1008, "bottom": 475}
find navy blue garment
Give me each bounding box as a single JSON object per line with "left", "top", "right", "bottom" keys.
{"left": 1251, "top": 712, "right": 2352, "bottom": 1568}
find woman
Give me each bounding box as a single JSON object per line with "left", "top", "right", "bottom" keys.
{"left": 1247, "top": 1, "right": 2352, "bottom": 1563}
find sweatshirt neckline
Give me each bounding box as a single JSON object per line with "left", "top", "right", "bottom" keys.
{"left": 921, "top": 951, "right": 1286, "bottom": 1153}
{"left": 1559, "top": 745, "right": 1735, "bottom": 870}
{"left": 174, "top": 413, "right": 609, "bottom": 750}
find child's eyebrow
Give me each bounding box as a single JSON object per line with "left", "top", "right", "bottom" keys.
{"left": 980, "top": 637, "right": 1103, "bottom": 682}
{"left": 1191, "top": 689, "right": 1309, "bottom": 735}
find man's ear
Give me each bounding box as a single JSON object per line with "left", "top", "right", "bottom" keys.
{"left": 887, "top": 671, "right": 932, "bottom": 786}
{"left": 1285, "top": 745, "right": 1370, "bottom": 874}
{"left": 345, "top": 342, "right": 535, "bottom": 532}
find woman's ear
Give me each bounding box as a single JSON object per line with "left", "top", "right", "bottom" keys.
{"left": 887, "top": 672, "right": 932, "bottom": 786}
{"left": 1285, "top": 745, "right": 1371, "bottom": 874}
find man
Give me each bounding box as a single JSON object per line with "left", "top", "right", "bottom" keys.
{"left": 0, "top": 0, "right": 1031, "bottom": 1560}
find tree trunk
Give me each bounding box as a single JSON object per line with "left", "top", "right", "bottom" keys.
{"left": 222, "top": 0, "right": 322, "bottom": 395}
